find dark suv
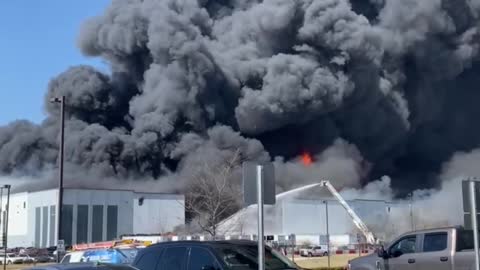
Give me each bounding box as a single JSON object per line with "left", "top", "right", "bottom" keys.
{"left": 132, "top": 240, "right": 298, "bottom": 270}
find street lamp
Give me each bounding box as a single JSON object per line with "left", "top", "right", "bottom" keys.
{"left": 50, "top": 96, "right": 65, "bottom": 262}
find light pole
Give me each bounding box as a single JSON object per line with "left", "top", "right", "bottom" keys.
{"left": 3, "top": 184, "right": 10, "bottom": 270}
{"left": 51, "top": 96, "right": 65, "bottom": 262}
{"left": 408, "top": 193, "right": 414, "bottom": 231}
{"left": 323, "top": 200, "right": 330, "bottom": 269}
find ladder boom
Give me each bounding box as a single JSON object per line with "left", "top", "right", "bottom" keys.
{"left": 320, "top": 180, "right": 377, "bottom": 244}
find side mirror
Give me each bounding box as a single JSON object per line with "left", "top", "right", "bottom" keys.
{"left": 377, "top": 246, "right": 389, "bottom": 259}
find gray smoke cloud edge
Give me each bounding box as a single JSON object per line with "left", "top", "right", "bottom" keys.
{"left": 1, "top": 0, "right": 480, "bottom": 200}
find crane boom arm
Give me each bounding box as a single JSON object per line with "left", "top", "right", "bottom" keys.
{"left": 320, "top": 180, "right": 377, "bottom": 245}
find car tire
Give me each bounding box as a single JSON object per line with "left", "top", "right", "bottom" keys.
{"left": 323, "top": 252, "right": 328, "bottom": 256}
{"left": 308, "top": 253, "right": 312, "bottom": 257}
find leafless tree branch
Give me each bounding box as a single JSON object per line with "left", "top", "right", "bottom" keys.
{"left": 183, "top": 149, "right": 243, "bottom": 236}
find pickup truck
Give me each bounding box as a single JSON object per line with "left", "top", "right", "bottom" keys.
{"left": 348, "top": 226, "right": 477, "bottom": 270}
{"left": 299, "top": 245, "right": 329, "bottom": 257}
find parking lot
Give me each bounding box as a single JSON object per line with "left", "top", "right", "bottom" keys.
{"left": 1, "top": 255, "right": 363, "bottom": 270}
{"left": 294, "top": 254, "right": 363, "bottom": 269}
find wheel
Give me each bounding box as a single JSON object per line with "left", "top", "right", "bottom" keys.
{"left": 7, "top": 261, "right": 11, "bottom": 265}
{"left": 323, "top": 252, "right": 328, "bottom": 256}
{"left": 308, "top": 252, "right": 312, "bottom": 257}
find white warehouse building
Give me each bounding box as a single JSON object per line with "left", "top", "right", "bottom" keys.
{"left": 1, "top": 188, "right": 185, "bottom": 248}
{"left": 217, "top": 198, "right": 410, "bottom": 243}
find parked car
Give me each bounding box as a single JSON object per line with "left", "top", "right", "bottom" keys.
{"left": 25, "top": 262, "right": 139, "bottom": 270}
{"left": 132, "top": 240, "right": 299, "bottom": 270}
{"left": 348, "top": 226, "right": 476, "bottom": 270}
{"left": 299, "top": 245, "right": 329, "bottom": 257}
{"left": 22, "top": 254, "right": 36, "bottom": 263}
{"left": 0, "top": 253, "right": 26, "bottom": 264}
{"left": 34, "top": 254, "right": 56, "bottom": 263}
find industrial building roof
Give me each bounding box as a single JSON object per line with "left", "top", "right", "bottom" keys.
{"left": 2, "top": 177, "right": 181, "bottom": 195}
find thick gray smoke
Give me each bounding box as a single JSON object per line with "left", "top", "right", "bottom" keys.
{"left": 2, "top": 0, "right": 480, "bottom": 195}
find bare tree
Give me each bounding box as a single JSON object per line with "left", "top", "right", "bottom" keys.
{"left": 184, "top": 150, "right": 243, "bottom": 237}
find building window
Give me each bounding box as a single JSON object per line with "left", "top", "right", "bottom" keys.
{"left": 77, "top": 205, "right": 89, "bottom": 244}
{"left": 23, "top": 202, "right": 26, "bottom": 209}
{"left": 139, "top": 197, "right": 144, "bottom": 206}
{"left": 106, "top": 205, "right": 118, "bottom": 240}
{"left": 92, "top": 205, "right": 103, "bottom": 242}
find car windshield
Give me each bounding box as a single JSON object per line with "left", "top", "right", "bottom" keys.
{"left": 215, "top": 245, "right": 297, "bottom": 270}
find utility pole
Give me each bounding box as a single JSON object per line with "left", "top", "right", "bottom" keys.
{"left": 3, "top": 185, "right": 10, "bottom": 270}
{"left": 51, "top": 96, "right": 65, "bottom": 263}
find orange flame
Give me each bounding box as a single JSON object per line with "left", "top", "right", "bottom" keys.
{"left": 301, "top": 152, "right": 313, "bottom": 166}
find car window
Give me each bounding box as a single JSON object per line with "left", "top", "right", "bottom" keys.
{"left": 389, "top": 236, "right": 417, "bottom": 256}
{"left": 135, "top": 251, "right": 160, "bottom": 270}
{"left": 160, "top": 247, "right": 187, "bottom": 270}
{"left": 188, "top": 247, "right": 220, "bottom": 270}
{"left": 62, "top": 254, "right": 71, "bottom": 263}
{"left": 423, "top": 233, "right": 448, "bottom": 252}
{"left": 215, "top": 245, "right": 297, "bottom": 270}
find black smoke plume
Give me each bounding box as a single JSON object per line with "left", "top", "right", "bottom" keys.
{"left": 2, "top": 0, "right": 480, "bottom": 194}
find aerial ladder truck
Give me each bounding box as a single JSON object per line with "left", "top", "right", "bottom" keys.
{"left": 320, "top": 180, "right": 379, "bottom": 245}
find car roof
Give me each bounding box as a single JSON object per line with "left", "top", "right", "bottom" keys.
{"left": 147, "top": 240, "right": 257, "bottom": 248}
{"left": 26, "top": 263, "right": 138, "bottom": 270}
{"left": 401, "top": 226, "right": 461, "bottom": 235}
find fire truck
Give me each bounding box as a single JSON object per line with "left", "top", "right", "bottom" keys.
{"left": 61, "top": 239, "right": 151, "bottom": 264}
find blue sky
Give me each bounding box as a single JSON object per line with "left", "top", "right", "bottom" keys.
{"left": 0, "top": 1, "right": 111, "bottom": 125}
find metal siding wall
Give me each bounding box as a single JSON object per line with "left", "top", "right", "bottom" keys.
{"left": 34, "top": 207, "right": 41, "bottom": 247}
{"left": 92, "top": 205, "right": 103, "bottom": 242}
{"left": 282, "top": 201, "right": 325, "bottom": 235}
{"left": 26, "top": 190, "right": 58, "bottom": 248}
{"left": 106, "top": 205, "right": 118, "bottom": 240}
{"left": 64, "top": 189, "right": 134, "bottom": 241}
{"left": 49, "top": 206, "right": 55, "bottom": 247}
{"left": 62, "top": 205, "right": 73, "bottom": 246}
{"left": 2, "top": 193, "right": 29, "bottom": 243}
{"left": 87, "top": 205, "right": 92, "bottom": 243}
{"left": 5, "top": 189, "right": 184, "bottom": 247}
{"left": 133, "top": 194, "right": 185, "bottom": 234}
{"left": 76, "top": 205, "right": 88, "bottom": 244}
{"left": 41, "top": 206, "right": 48, "bottom": 247}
